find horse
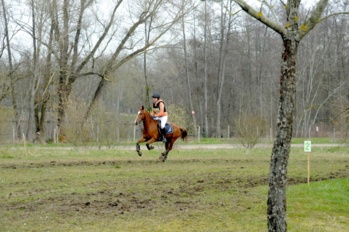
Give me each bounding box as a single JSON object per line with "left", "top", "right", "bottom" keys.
{"left": 134, "top": 105, "right": 188, "bottom": 162}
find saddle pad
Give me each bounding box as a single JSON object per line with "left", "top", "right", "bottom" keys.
{"left": 164, "top": 123, "right": 173, "bottom": 134}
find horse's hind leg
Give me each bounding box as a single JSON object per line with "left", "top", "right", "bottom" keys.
{"left": 161, "top": 137, "right": 179, "bottom": 162}
{"left": 159, "top": 150, "right": 169, "bottom": 162}
{"left": 159, "top": 140, "right": 173, "bottom": 162}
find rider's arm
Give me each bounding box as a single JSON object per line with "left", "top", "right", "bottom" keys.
{"left": 156, "top": 102, "right": 166, "bottom": 117}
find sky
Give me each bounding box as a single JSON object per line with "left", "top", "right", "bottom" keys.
{"left": 4, "top": 0, "right": 325, "bottom": 59}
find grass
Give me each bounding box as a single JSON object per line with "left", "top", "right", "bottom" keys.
{"left": 0, "top": 136, "right": 342, "bottom": 149}
{"left": 0, "top": 145, "right": 348, "bottom": 232}
{"left": 288, "top": 178, "right": 349, "bottom": 231}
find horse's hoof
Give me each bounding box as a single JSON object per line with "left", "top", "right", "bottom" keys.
{"left": 159, "top": 153, "right": 167, "bottom": 162}
{"left": 137, "top": 150, "right": 142, "bottom": 157}
{"left": 146, "top": 144, "right": 154, "bottom": 150}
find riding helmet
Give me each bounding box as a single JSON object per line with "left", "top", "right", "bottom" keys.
{"left": 152, "top": 93, "right": 160, "bottom": 99}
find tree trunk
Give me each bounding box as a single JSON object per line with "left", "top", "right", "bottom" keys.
{"left": 1, "top": 0, "right": 21, "bottom": 140}
{"left": 34, "top": 9, "right": 55, "bottom": 143}
{"left": 84, "top": 78, "right": 106, "bottom": 121}
{"left": 267, "top": 37, "right": 298, "bottom": 232}
{"left": 181, "top": 5, "right": 197, "bottom": 136}
{"left": 216, "top": 0, "right": 232, "bottom": 138}
{"left": 144, "top": 20, "right": 150, "bottom": 109}
{"left": 203, "top": 1, "right": 209, "bottom": 137}
{"left": 27, "top": 0, "right": 38, "bottom": 142}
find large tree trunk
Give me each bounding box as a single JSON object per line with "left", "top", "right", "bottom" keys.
{"left": 1, "top": 0, "right": 21, "bottom": 140}
{"left": 27, "top": 0, "right": 39, "bottom": 142}
{"left": 34, "top": 10, "right": 55, "bottom": 143}
{"left": 267, "top": 37, "right": 298, "bottom": 231}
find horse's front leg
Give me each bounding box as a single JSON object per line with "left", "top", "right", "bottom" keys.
{"left": 146, "top": 138, "right": 157, "bottom": 150}
{"left": 136, "top": 137, "right": 147, "bottom": 156}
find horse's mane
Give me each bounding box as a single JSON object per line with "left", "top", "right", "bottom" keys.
{"left": 142, "top": 108, "right": 156, "bottom": 124}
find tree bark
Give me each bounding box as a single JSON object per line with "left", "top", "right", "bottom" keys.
{"left": 34, "top": 5, "right": 55, "bottom": 143}
{"left": 267, "top": 37, "right": 298, "bottom": 232}
{"left": 1, "top": 0, "right": 21, "bottom": 140}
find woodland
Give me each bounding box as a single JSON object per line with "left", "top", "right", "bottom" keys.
{"left": 0, "top": 0, "right": 348, "bottom": 143}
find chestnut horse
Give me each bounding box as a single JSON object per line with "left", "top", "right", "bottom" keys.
{"left": 134, "top": 105, "right": 188, "bottom": 162}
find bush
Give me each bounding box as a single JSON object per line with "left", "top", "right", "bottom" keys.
{"left": 167, "top": 104, "right": 193, "bottom": 134}
{"left": 233, "top": 114, "right": 266, "bottom": 148}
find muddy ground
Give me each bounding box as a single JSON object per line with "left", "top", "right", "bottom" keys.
{"left": 1, "top": 156, "right": 348, "bottom": 219}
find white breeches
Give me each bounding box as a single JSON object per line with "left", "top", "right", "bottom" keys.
{"left": 153, "top": 115, "right": 168, "bottom": 129}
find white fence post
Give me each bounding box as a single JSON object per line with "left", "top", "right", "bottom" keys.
{"left": 197, "top": 126, "right": 200, "bottom": 143}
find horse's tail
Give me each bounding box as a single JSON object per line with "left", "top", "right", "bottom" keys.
{"left": 180, "top": 128, "right": 188, "bottom": 141}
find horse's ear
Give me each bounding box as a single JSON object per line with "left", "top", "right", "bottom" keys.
{"left": 141, "top": 105, "right": 144, "bottom": 110}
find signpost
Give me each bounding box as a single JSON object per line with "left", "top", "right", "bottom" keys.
{"left": 304, "top": 140, "right": 311, "bottom": 185}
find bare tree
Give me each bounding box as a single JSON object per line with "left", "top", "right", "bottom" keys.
{"left": 1, "top": 0, "right": 21, "bottom": 139}
{"left": 203, "top": 0, "right": 209, "bottom": 137}
{"left": 215, "top": 0, "right": 235, "bottom": 137}
{"left": 83, "top": 0, "right": 184, "bottom": 120}
{"left": 181, "top": 0, "right": 198, "bottom": 135}
{"left": 232, "top": 0, "right": 349, "bottom": 231}
{"left": 295, "top": 26, "right": 347, "bottom": 138}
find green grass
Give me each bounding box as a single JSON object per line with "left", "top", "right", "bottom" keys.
{"left": 0, "top": 146, "right": 348, "bottom": 232}
{"left": 0, "top": 136, "right": 342, "bottom": 149}
{"left": 288, "top": 178, "right": 349, "bottom": 231}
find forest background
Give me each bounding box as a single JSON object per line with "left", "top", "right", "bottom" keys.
{"left": 0, "top": 0, "right": 348, "bottom": 144}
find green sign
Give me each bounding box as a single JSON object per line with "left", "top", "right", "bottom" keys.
{"left": 304, "top": 141, "right": 311, "bottom": 152}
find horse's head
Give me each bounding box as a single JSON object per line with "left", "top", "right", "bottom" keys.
{"left": 134, "top": 105, "right": 146, "bottom": 125}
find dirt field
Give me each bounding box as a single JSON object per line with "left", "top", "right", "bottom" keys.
{"left": 0, "top": 146, "right": 348, "bottom": 231}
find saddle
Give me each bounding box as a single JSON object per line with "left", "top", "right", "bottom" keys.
{"left": 156, "top": 121, "right": 173, "bottom": 135}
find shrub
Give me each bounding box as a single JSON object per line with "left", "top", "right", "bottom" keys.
{"left": 233, "top": 114, "right": 266, "bottom": 149}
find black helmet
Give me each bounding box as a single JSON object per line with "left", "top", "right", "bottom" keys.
{"left": 152, "top": 93, "right": 160, "bottom": 99}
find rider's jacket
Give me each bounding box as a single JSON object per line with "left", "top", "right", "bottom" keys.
{"left": 152, "top": 99, "right": 167, "bottom": 117}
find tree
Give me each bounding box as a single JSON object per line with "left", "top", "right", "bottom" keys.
{"left": 83, "top": 0, "right": 184, "bottom": 120}
{"left": 231, "top": 0, "right": 349, "bottom": 231}
{"left": 180, "top": 0, "right": 199, "bottom": 135}
{"left": 215, "top": 0, "right": 234, "bottom": 137}
{"left": 203, "top": 0, "right": 209, "bottom": 137}
{"left": 28, "top": 0, "right": 184, "bottom": 139}
{"left": 1, "top": 0, "right": 22, "bottom": 139}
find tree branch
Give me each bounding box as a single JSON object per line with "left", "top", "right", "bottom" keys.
{"left": 232, "top": 0, "right": 286, "bottom": 36}
{"left": 299, "top": 0, "right": 329, "bottom": 39}
{"left": 318, "top": 11, "right": 349, "bottom": 23}
{"left": 74, "top": 0, "right": 123, "bottom": 75}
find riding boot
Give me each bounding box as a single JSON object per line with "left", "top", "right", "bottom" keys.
{"left": 160, "top": 128, "right": 167, "bottom": 143}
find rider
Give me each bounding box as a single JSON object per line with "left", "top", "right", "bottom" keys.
{"left": 151, "top": 93, "right": 168, "bottom": 142}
